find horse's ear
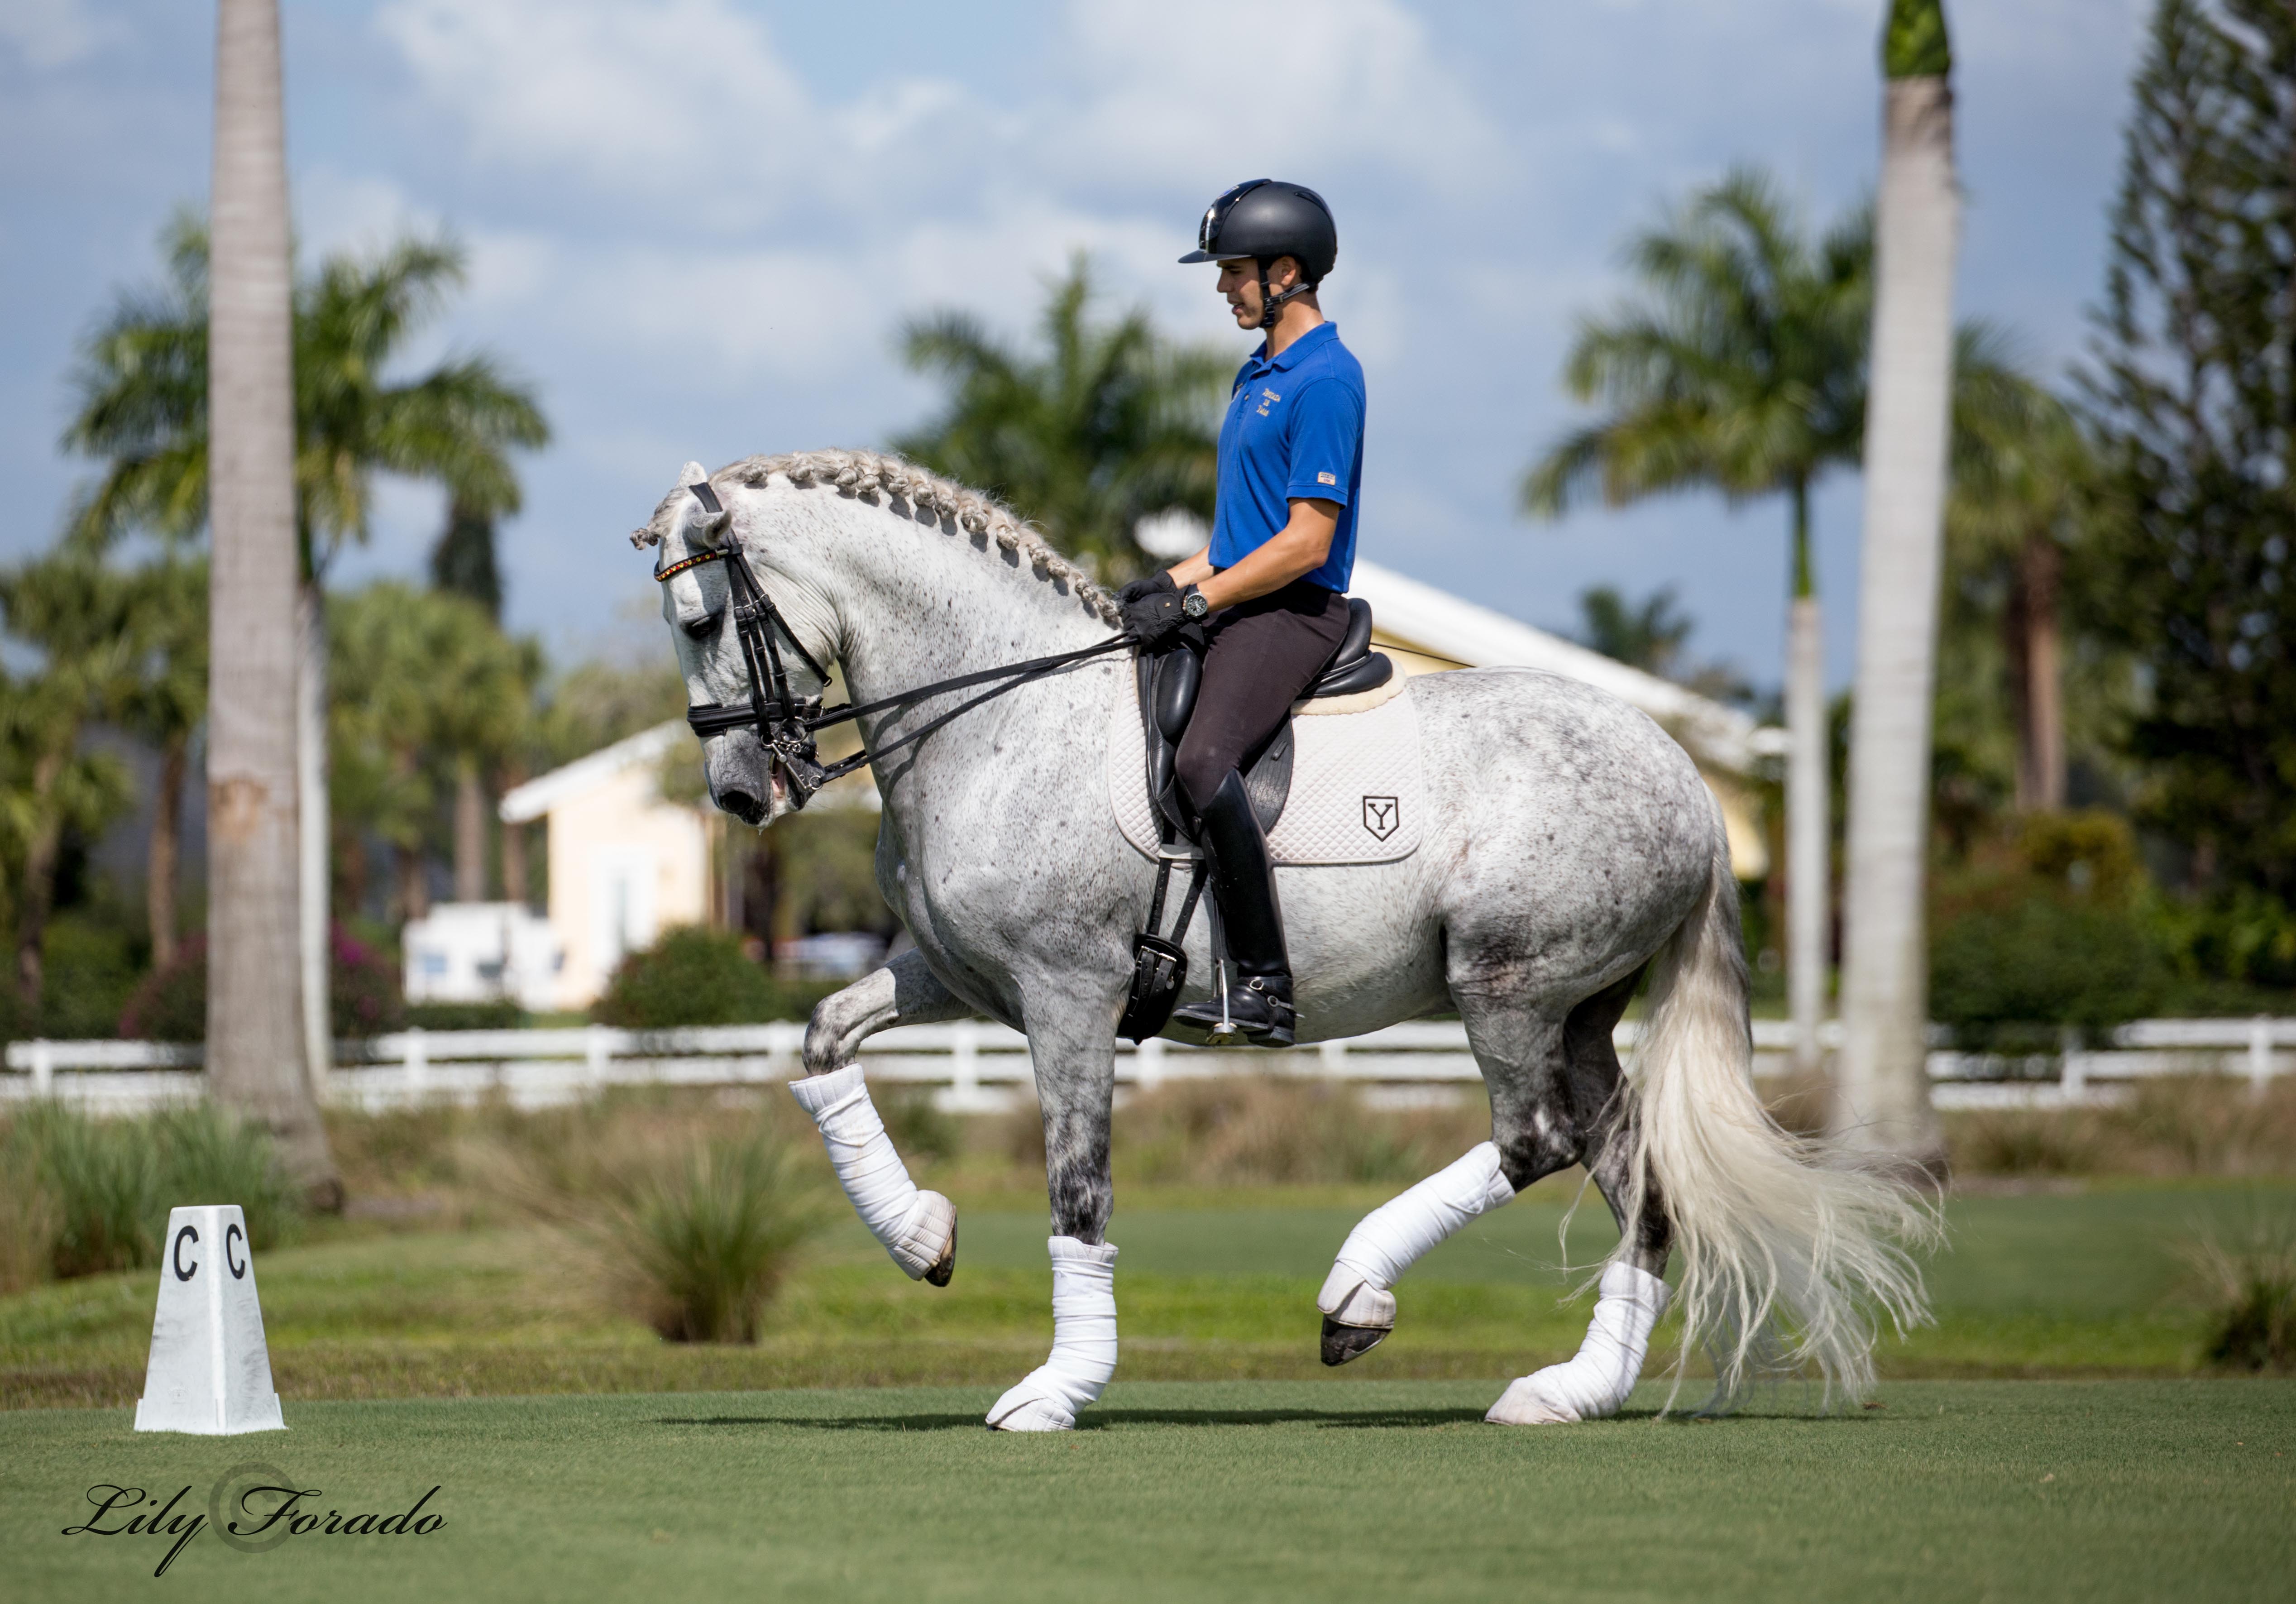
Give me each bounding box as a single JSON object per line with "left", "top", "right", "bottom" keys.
{"left": 678, "top": 460, "right": 708, "bottom": 488}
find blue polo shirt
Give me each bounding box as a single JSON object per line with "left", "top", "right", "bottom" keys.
{"left": 1210, "top": 321, "right": 1364, "bottom": 593}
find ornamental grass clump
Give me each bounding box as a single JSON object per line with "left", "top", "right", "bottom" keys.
{"left": 2183, "top": 1214, "right": 2296, "bottom": 1373}
{"left": 0, "top": 1102, "right": 300, "bottom": 1282}
{"left": 601, "top": 1128, "right": 828, "bottom": 1344}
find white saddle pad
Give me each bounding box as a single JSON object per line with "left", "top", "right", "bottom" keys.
{"left": 1107, "top": 670, "right": 1425, "bottom": 866}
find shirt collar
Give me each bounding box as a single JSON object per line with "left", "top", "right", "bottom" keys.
{"left": 1247, "top": 320, "right": 1338, "bottom": 374}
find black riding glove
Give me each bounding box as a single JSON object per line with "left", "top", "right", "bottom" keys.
{"left": 1116, "top": 571, "right": 1176, "bottom": 607}
{"left": 1119, "top": 573, "right": 1187, "bottom": 643}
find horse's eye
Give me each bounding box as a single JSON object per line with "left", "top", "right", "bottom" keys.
{"left": 681, "top": 602, "right": 726, "bottom": 642}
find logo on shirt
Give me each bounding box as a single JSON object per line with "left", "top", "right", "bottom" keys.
{"left": 1316, "top": 471, "right": 1336, "bottom": 486}
{"left": 1255, "top": 387, "right": 1281, "bottom": 417}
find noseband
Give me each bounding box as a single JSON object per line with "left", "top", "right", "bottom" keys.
{"left": 657, "top": 482, "right": 1133, "bottom": 811}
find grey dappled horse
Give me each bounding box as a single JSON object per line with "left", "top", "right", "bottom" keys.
{"left": 637, "top": 449, "right": 1928, "bottom": 1430}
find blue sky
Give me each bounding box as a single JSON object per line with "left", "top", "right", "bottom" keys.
{"left": 0, "top": 0, "right": 2148, "bottom": 692}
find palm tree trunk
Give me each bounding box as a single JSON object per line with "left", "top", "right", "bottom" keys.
{"left": 206, "top": 0, "right": 338, "bottom": 1204}
{"left": 296, "top": 582, "right": 332, "bottom": 1097}
{"left": 1834, "top": 60, "right": 1960, "bottom": 1171}
{"left": 15, "top": 749, "right": 67, "bottom": 1016}
{"left": 2007, "top": 530, "right": 2065, "bottom": 812}
{"left": 500, "top": 759, "right": 529, "bottom": 907}
{"left": 1785, "top": 480, "right": 1829, "bottom": 1080}
{"left": 453, "top": 755, "right": 487, "bottom": 902}
{"left": 148, "top": 732, "right": 188, "bottom": 970}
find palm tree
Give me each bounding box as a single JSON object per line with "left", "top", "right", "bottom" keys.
{"left": 113, "top": 558, "right": 209, "bottom": 970}
{"left": 1834, "top": 0, "right": 1961, "bottom": 1170}
{"left": 67, "top": 211, "right": 547, "bottom": 1092}
{"left": 894, "top": 254, "right": 1230, "bottom": 581}
{"left": 1522, "top": 168, "right": 1870, "bottom": 1081}
{"left": 328, "top": 583, "right": 534, "bottom": 915}
{"left": 204, "top": 0, "right": 333, "bottom": 1198}
{"left": 1945, "top": 350, "right": 2090, "bottom": 813}
{"left": 0, "top": 555, "right": 137, "bottom": 1014}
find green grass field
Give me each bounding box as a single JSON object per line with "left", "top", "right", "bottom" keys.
{"left": 6, "top": 1179, "right": 2296, "bottom": 1599}
{"left": 5, "top": 1177, "right": 2290, "bottom": 1408}
{"left": 5, "top": 1380, "right": 2292, "bottom": 1601}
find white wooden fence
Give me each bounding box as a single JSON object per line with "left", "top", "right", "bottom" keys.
{"left": 3, "top": 1017, "right": 2290, "bottom": 1116}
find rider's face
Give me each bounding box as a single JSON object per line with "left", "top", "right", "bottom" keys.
{"left": 1215, "top": 256, "right": 1300, "bottom": 329}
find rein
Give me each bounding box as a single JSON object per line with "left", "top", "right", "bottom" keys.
{"left": 658, "top": 482, "right": 1131, "bottom": 809}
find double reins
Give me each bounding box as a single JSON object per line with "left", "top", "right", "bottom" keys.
{"left": 657, "top": 481, "right": 1132, "bottom": 809}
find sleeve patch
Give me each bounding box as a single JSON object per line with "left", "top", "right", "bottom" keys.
{"left": 1316, "top": 471, "right": 1336, "bottom": 486}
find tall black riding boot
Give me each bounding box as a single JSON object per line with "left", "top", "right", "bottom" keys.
{"left": 1170, "top": 770, "right": 1296, "bottom": 1047}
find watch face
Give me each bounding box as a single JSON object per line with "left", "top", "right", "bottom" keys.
{"left": 1183, "top": 592, "right": 1210, "bottom": 618}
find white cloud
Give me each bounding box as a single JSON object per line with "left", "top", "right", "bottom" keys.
{"left": 1048, "top": 0, "right": 1495, "bottom": 188}
{"left": 0, "top": 0, "right": 123, "bottom": 69}
{"left": 375, "top": 0, "right": 810, "bottom": 192}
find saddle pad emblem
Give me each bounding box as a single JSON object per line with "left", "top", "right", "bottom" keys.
{"left": 1108, "top": 672, "right": 1424, "bottom": 867}
{"left": 1362, "top": 796, "right": 1400, "bottom": 840}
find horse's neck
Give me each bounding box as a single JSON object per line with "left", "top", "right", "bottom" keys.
{"left": 785, "top": 497, "right": 1109, "bottom": 711}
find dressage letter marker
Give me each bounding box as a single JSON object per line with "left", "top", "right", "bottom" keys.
{"left": 134, "top": 1204, "right": 285, "bottom": 1435}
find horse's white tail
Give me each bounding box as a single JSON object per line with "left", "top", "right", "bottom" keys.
{"left": 1620, "top": 803, "right": 1936, "bottom": 1407}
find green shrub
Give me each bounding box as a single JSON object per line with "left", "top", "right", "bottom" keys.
{"left": 590, "top": 926, "right": 837, "bottom": 1029}
{"left": 602, "top": 1128, "right": 827, "bottom": 1342}
{"left": 1946, "top": 1110, "right": 2099, "bottom": 1176}
{"left": 404, "top": 1000, "right": 528, "bottom": 1032}
{"left": 0, "top": 1121, "right": 61, "bottom": 1292}
{"left": 35, "top": 916, "right": 144, "bottom": 1040}
{"left": 1930, "top": 897, "right": 2167, "bottom": 1051}
{"left": 118, "top": 927, "right": 407, "bottom": 1042}
{"left": 2182, "top": 1214, "right": 2296, "bottom": 1372}
{"left": 7, "top": 1102, "right": 299, "bottom": 1280}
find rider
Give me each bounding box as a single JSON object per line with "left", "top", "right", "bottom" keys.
{"left": 1117, "top": 179, "right": 1364, "bottom": 1049}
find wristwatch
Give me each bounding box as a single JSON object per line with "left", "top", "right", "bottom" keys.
{"left": 1181, "top": 585, "right": 1210, "bottom": 620}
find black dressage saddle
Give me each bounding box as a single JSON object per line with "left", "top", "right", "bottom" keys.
{"left": 1137, "top": 596, "right": 1392, "bottom": 841}
{"left": 1118, "top": 599, "right": 1391, "bottom": 1044}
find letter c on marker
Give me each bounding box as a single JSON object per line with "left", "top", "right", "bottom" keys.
{"left": 226, "top": 1223, "right": 247, "bottom": 1279}
{"left": 172, "top": 1225, "right": 199, "bottom": 1282}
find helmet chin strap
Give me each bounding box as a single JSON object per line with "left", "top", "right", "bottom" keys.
{"left": 1256, "top": 261, "right": 1311, "bottom": 333}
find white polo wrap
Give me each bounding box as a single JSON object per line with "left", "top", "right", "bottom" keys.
{"left": 1486, "top": 1261, "right": 1670, "bottom": 1424}
{"left": 788, "top": 1064, "right": 953, "bottom": 1280}
{"left": 1318, "top": 1141, "right": 1517, "bottom": 1326}
{"left": 985, "top": 1237, "right": 1119, "bottom": 1432}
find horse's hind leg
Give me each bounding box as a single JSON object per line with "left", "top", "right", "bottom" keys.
{"left": 1317, "top": 981, "right": 1587, "bottom": 1366}
{"left": 1486, "top": 971, "right": 1674, "bottom": 1426}
{"left": 789, "top": 949, "right": 968, "bottom": 1286}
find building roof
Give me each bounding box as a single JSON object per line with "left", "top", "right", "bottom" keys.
{"left": 498, "top": 722, "right": 686, "bottom": 824}
{"left": 1349, "top": 560, "right": 1785, "bottom": 774}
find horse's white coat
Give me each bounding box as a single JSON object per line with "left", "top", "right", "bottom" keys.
{"left": 641, "top": 450, "right": 1932, "bottom": 1425}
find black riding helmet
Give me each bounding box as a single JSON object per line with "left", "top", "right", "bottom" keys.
{"left": 1178, "top": 179, "right": 1337, "bottom": 330}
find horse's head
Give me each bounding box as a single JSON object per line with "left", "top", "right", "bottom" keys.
{"left": 636, "top": 460, "right": 831, "bottom": 828}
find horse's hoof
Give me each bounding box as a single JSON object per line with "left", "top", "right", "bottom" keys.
{"left": 925, "top": 1213, "right": 957, "bottom": 1287}
{"left": 1321, "top": 1316, "right": 1389, "bottom": 1367}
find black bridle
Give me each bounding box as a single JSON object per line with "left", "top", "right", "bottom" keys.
{"left": 657, "top": 482, "right": 1133, "bottom": 810}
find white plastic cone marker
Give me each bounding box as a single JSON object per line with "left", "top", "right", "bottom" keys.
{"left": 985, "top": 1238, "right": 1119, "bottom": 1432}
{"left": 1486, "top": 1262, "right": 1670, "bottom": 1425}
{"left": 134, "top": 1205, "right": 285, "bottom": 1435}
{"left": 1319, "top": 1142, "right": 1517, "bottom": 1329}
{"left": 789, "top": 1065, "right": 954, "bottom": 1279}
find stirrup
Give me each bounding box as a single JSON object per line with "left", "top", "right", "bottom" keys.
{"left": 1173, "top": 973, "right": 1295, "bottom": 1048}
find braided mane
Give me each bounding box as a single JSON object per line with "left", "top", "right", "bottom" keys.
{"left": 631, "top": 448, "right": 1121, "bottom": 627}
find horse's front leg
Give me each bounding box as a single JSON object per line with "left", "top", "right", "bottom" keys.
{"left": 789, "top": 948, "right": 969, "bottom": 1285}
{"left": 984, "top": 984, "right": 1121, "bottom": 1433}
